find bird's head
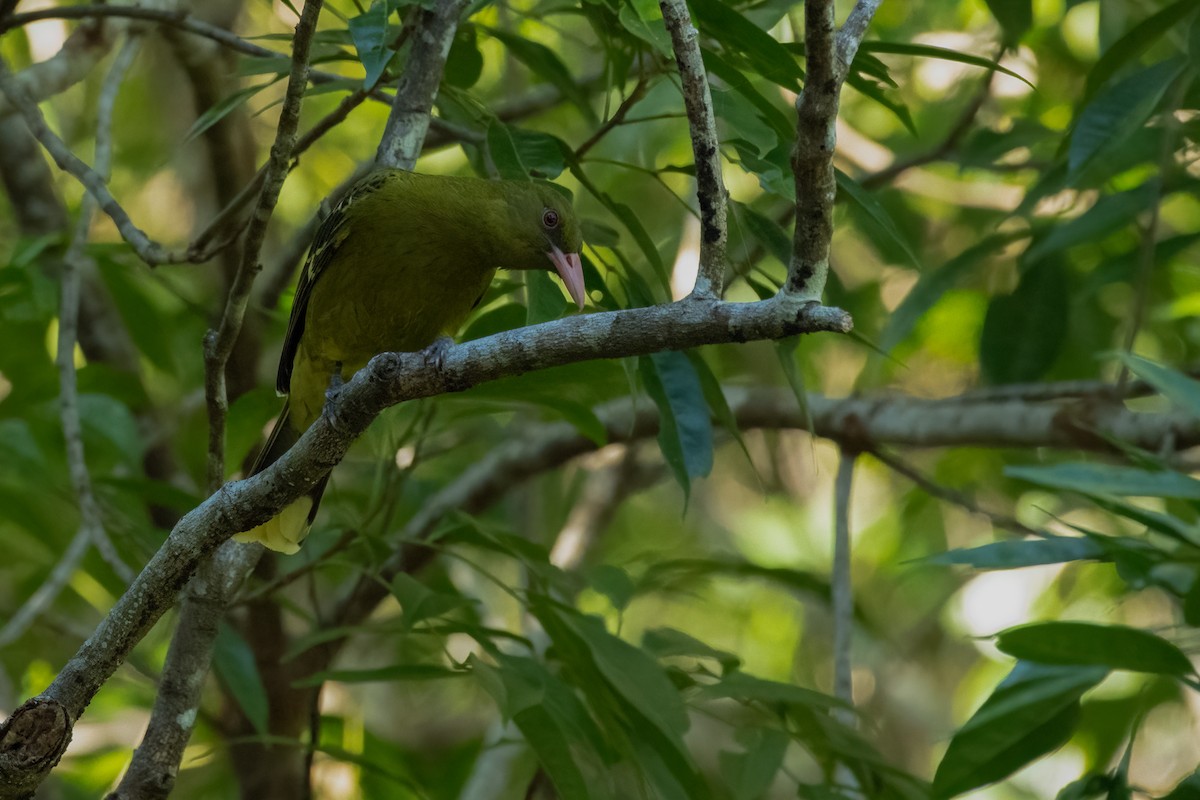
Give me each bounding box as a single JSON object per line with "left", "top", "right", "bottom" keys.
{"left": 502, "top": 181, "right": 586, "bottom": 310}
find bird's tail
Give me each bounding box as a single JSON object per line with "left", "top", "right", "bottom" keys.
{"left": 232, "top": 400, "right": 330, "bottom": 554}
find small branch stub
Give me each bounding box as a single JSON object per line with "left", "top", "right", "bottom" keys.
{"left": 0, "top": 698, "right": 72, "bottom": 799}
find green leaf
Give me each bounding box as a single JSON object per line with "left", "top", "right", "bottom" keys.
{"left": 932, "top": 662, "right": 1108, "bottom": 798}
{"left": 880, "top": 231, "right": 1027, "bottom": 352}
{"left": 1117, "top": 354, "right": 1200, "bottom": 419}
{"left": 588, "top": 564, "right": 636, "bottom": 611}
{"left": 711, "top": 87, "right": 779, "bottom": 156}
{"left": 861, "top": 40, "right": 1035, "bottom": 88}
{"left": 1069, "top": 59, "right": 1186, "bottom": 182}
{"left": 608, "top": 198, "right": 669, "bottom": 294}
{"left": 923, "top": 536, "right": 1106, "bottom": 569}
{"left": 689, "top": 0, "right": 804, "bottom": 90}
{"left": 1006, "top": 462, "right": 1200, "bottom": 500}
{"left": 642, "top": 627, "right": 741, "bottom": 672}
{"left": 485, "top": 27, "right": 595, "bottom": 120}
{"left": 511, "top": 129, "right": 568, "bottom": 179}
{"left": 980, "top": 259, "right": 1068, "bottom": 384}
{"left": 470, "top": 653, "right": 607, "bottom": 799}
{"left": 1082, "top": 1, "right": 1200, "bottom": 105}
{"left": 183, "top": 79, "right": 273, "bottom": 145}
{"left": 526, "top": 268, "right": 567, "bottom": 325}
{"left": 79, "top": 393, "right": 142, "bottom": 468}
{"left": 537, "top": 607, "right": 707, "bottom": 798}
{"left": 485, "top": 119, "right": 529, "bottom": 181}
{"left": 983, "top": 0, "right": 1032, "bottom": 45}
{"left": 348, "top": 1, "right": 394, "bottom": 89}
{"left": 719, "top": 727, "right": 790, "bottom": 800}
{"left": 685, "top": 350, "right": 753, "bottom": 468}
{"left": 617, "top": 0, "right": 671, "bottom": 56}
{"left": 295, "top": 663, "right": 467, "bottom": 686}
{"left": 213, "top": 623, "right": 270, "bottom": 736}
{"left": 835, "top": 169, "right": 923, "bottom": 270}
{"left": 845, "top": 71, "right": 917, "bottom": 135}
{"left": 731, "top": 201, "right": 790, "bottom": 266}
{"left": 388, "top": 573, "right": 474, "bottom": 631}
{"left": 1023, "top": 183, "right": 1161, "bottom": 266}
{"left": 702, "top": 50, "right": 794, "bottom": 143}
{"left": 693, "top": 670, "right": 844, "bottom": 710}
{"left": 640, "top": 352, "right": 714, "bottom": 501}
{"left": 444, "top": 22, "right": 483, "bottom": 88}
{"left": 996, "top": 622, "right": 1195, "bottom": 676}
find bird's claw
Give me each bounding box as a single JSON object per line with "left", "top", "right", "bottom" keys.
{"left": 323, "top": 362, "right": 345, "bottom": 429}
{"left": 423, "top": 336, "right": 454, "bottom": 371}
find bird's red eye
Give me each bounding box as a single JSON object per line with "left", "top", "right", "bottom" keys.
{"left": 542, "top": 209, "right": 560, "bottom": 229}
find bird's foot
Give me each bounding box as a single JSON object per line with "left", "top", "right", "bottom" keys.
{"left": 323, "top": 362, "right": 345, "bottom": 429}
{"left": 423, "top": 336, "right": 454, "bottom": 372}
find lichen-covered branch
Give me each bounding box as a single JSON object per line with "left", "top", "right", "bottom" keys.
{"left": 109, "top": 542, "right": 261, "bottom": 800}
{"left": 376, "top": 0, "right": 469, "bottom": 169}
{"left": 660, "top": 0, "right": 728, "bottom": 299}
{"left": 787, "top": 0, "right": 883, "bottom": 298}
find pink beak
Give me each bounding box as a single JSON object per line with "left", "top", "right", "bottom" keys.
{"left": 546, "top": 245, "right": 586, "bottom": 310}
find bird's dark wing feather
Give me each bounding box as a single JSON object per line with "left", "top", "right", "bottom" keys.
{"left": 276, "top": 170, "right": 391, "bottom": 394}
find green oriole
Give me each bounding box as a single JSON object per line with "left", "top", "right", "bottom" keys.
{"left": 233, "top": 168, "right": 585, "bottom": 553}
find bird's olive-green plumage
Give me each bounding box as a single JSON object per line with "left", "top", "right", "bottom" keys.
{"left": 233, "top": 169, "right": 584, "bottom": 553}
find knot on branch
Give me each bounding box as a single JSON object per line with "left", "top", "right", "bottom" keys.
{"left": 0, "top": 697, "right": 72, "bottom": 788}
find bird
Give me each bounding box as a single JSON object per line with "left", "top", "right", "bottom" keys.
{"left": 233, "top": 168, "right": 586, "bottom": 553}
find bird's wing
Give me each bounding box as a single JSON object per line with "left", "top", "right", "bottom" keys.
{"left": 277, "top": 170, "right": 393, "bottom": 394}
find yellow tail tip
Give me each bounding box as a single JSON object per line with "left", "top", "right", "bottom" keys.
{"left": 232, "top": 497, "right": 314, "bottom": 554}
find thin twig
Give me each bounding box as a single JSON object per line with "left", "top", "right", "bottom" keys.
{"left": 0, "top": 38, "right": 140, "bottom": 649}
{"left": 0, "top": 60, "right": 191, "bottom": 265}
{"left": 860, "top": 47, "right": 1000, "bottom": 190}
{"left": 1, "top": 5, "right": 266, "bottom": 56}
{"left": 574, "top": 78, "right": 650, "bottom": 160}
{"left": 831, "top": 449, "right": 855, "bottom": 719}
{"left": 189, "top": 87, "right": 372, "bottom": 256}
{"left": 203, "top": 0, "right": 324, "bottom": 492}
{"left": 659, "top": 0, "right": 728, "bottom": 299}
{"left": 869, "top": 447, "right": 1039, "bottom": 536}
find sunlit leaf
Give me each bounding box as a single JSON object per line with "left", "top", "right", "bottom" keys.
{"left": 861, "top": 40, "right": 1035, "bottom": 88}
{"left": 923, "top": 536, "right": 1106, "bottom": 569}
{"left": 1117, "top": 354, "right": 1200, "bottom": 419}
{"left": 996, "top": 622, "right": 1195, "bottom": 676}
{"left": 689, "top": 0, "right": 804, "bottom": 91}
{"left": 1082, "top": 1, "right": 1200, "bottom": 104}
{"left": 932, "top": 662, "right": 1108, "bottom": 797}
{"left": 1069, "top": 59, "right": 1186, "bottom": 182}
{"left": 1006, "top": 463, "right": 1200, "bottom": 500}
{"left": 348, "top": 1, "right": 394, "bottom": 89}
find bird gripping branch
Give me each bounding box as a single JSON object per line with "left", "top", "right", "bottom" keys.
{"left": 234, "top": 168, "right": 586, "bottom": 552}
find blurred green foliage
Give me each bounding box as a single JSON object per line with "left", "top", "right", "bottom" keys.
{"left": 2, "top": 0, "right": 1200, "bottom": 798}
